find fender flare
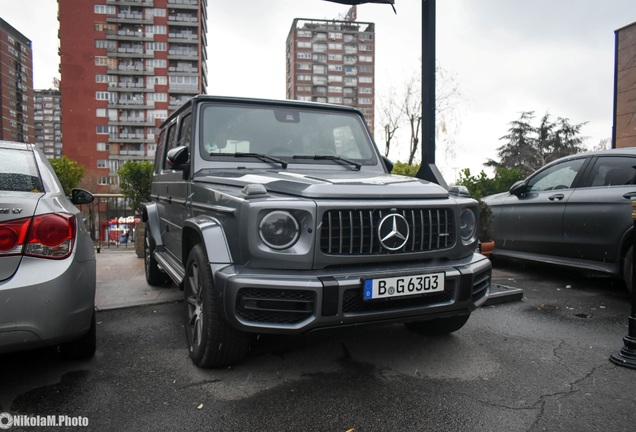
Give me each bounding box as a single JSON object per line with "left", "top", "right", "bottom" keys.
{"left": 182, "top": 215, "right": 233, "bottom": 265}
{"left": 141, "top": 202, "right": 163, "bottom": 247}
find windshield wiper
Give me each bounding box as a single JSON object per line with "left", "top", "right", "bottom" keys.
{"left": 293, "top": 155, "right": 361, "bottom": 171}
{"left": 212, "top": 152, "right": 288, "bottom": 169}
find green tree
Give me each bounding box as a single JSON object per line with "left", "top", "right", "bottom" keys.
{"left": 49, "top": 156, "right": 85, "bottom": 196}
{"left": 486, "top": 111, "right": 587, "bottom": 175}
{"left": 118, "top": 160, "right": 154, "bottom": 212}
{"left": 391, "top": 161, "right": 420, "bottom": 177}
{"left": 456, "top": 167, "right": 525, "bottom": 200}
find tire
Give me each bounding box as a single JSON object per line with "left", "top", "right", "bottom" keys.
{"left": 404, "top": 314, "right": 470, "bottom": 336}
{"left": 60, "top": 310, "right": 97, "bottom": 360}
{"left": 623, "top": 246, "right": 633, "bottom": 293}
{"left": 184, "top": 244, "right": 251, "bottom": 368}
{"left": 145, "top": 225, "right": 170, "bottom": 286}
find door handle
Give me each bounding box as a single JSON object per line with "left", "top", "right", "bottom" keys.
{"left": 548, "top": 194, "right": 565, "bottom": 201}
{"left": 622, "top": 192, "right": 636, "bottom": 199}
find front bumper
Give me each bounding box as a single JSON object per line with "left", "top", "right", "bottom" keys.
{"left": 214, "top": 253, "right": 491, "bottom": 334}
{"left": 0, "top": 253, "right": 96, "bottom": 354}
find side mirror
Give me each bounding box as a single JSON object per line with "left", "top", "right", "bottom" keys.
{"left": 71, "top": 188, "right": 94, "bottom": 205}
{"left": 166, "top": 146, "right": 190, "bottom": 171}
{"left": 381, "top": 156, "right": 394, "bottom": 173}
{"left": 509, "top": 180, "right": 527, "bottom": 196}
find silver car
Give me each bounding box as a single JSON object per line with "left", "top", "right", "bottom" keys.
{"left": 483, "top": 148, "right": 636, "bottom": 291}
{"left": 0, "top": 141, "right": 96, "bottom": 357}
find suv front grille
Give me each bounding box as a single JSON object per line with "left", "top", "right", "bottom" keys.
{"left": 320, "top": 208, "right": 455, "bottom": 255}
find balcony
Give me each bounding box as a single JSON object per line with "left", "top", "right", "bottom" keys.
{"left": 106, "top": 12, "right": 153, "bottom": 25}
{"left": 105, "top": 30, "right": 153, "bottom": 41}
{"left": 167, "top": 49, "right": 198, "bottom": 60}
{"left": 168, "top": 33, "right": 198, "bottom": 44}
{"left": 106, "top": 0, "right": 154, "bottom": 6}
{"left": 167, "top": 0, "right": 199, "bottom": 10}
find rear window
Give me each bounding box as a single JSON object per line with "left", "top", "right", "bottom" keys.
{"left": 0, "top": 148, "right": 43, "bottom": 192}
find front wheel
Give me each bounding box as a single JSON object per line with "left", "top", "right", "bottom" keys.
{"left": 404, "top": 314, "right": 470, "bottom": 336}
{"left": 184, "top": 244, "right": 251, "bottom": 368}
{"left": 623, "top": 246, "right": 633, "bottom": 293}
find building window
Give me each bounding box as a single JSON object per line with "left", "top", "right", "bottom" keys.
{"left": 297, "top": 52, "right": 312, "bottom": 59}
{"left": 96, "top": 125, "right": 109, "bottom": 134}
{"left": 359, "top": 33, "right": 373, "bottom": 41}
{"left": 328, "top": 75, "right": 343, "bottom": 83}
{"left": 313, "top": 43, "right": 327, "bottom": 53}
{"left": 313, "top": 65, "right": 326, "bottom": 74}
{"left": 359, "top": 44, "right": 374, "bottom": 52}
{"left": 94, "top": 5, "right": 116, "bottom": 14}
{"left": 359, "top": 55, "right": 373, "bottom": 62}
{"left": 96, "top": 108, "right": 109, "bottom": 117}
{"left": 297, "top": 41, "right": 311, "bottom": 49}
{"left": 359, "top": 87, "right": 372, "bottom": 94}
{"left": 328, "top": 54, "right": 342, "bottom": 61}
{"left": 359, "top": 98, "right": 373, "bottom": 105}
{"left": 297, "top": 30, "right": 312, "bottom": 38}
{"left": 297, "top": 63, "right": 311, "bottom": 71}
{"left": 146, "top": 59, "right": 167, "bottom": 69}
{"left": 328, "top": 64, "right": 343, "bottom": 72}
{"left": 359, "top": 76, "right": 373, "bottom": 84}
{"left": 97, "top": 159, "right": 108, "bottom": 168}
{"left": 297, "top": 74, "right": 311, "bottom": 81}
{"left": 148, "top": 93, "right": 168, "bottom": 102}
{"left": 328, "top": 43, "right": 342, "bottom": 50}
{"left": 328, "top": 32, "right": 342, "bottom": 40}
{"left": 328, "top": 97, "right": 342, "bottom": 104}
{"left": 97, "top": 142, "right": 109, "bottom": 151}
{"left": 96, "top": 91, "right": 111, "bottom": 100}
{"left": 95, "top": 56, "right": 109, "bottom": 66}
{"left": 149, "top": 8, "right": 166, "bottom": 17}
{"left": 328, "top": 86, "right": 343, "bottom": 93}
{"left": 145, "top": 25, "right": 167, "bottom": 35}
{"left": 95, "top": 40, "right": 115, "bottom": 49}
{"left": 145, "top": 42, "right": 167, "bottom": 51}
{"left": 98, "top": 176, "right": 109, "bottom": 185}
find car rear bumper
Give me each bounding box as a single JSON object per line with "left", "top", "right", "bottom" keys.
{"left": 0, "top": 254, "right": 96, "bottom": 354}
{"left": 214, "top": 253, "right": 491, "bottom": 334}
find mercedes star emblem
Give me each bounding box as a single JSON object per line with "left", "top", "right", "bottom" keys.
{"left": 378, "top": 213, "right": 410, "bottom": 251}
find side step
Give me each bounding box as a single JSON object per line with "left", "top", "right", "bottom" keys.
{"left": 154, "top": 250, "right": 186, "bottom": 286}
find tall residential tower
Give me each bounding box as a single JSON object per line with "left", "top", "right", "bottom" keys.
{"left": 58, "top": 0, "right": 208, "bottom": 191}
{"left": 286, "top": 17, "right": 375, "bottom": 132}
{"left": 0, "top": 18, "right": 34, "bottom": 144}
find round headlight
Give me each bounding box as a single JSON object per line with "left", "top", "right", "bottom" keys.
{"left": 259, "top": 211, "right": 300, "bottom": 250}
{"left": 459, "top": 208, "right": 477, "bottom": 244}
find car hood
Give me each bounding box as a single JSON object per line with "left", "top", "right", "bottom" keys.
{"left": 0, "top": 191, "right": 44, "bottom": 281}
{"left": 193, "top": 169, "right": 449, "bottom": 199}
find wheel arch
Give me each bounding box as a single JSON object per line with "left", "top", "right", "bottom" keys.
{"left": 142, "top": 202, "right": 163, "bottom": 247}
{"left": 182, "top": 216, "right": 233, "bottom": 266}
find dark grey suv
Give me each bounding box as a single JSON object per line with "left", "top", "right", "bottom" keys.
{"left": 143, "top": 95, "right": 491, "bottom": 368}
{"left": 483, "top": 148, "right": 636, "bottom": 291}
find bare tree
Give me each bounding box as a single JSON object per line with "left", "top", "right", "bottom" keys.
{"left": 403, "top": 75, "right": 422, "bottom": 165}
{"left": 376, "top": 62, "right": 461, "bottom": 167}
{"left": 377, "top": 86, "right": 403, "bottom": 157}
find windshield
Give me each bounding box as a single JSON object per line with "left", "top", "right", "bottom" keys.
{"left": 199, "top": 103, "right": 377, "bottom": 166}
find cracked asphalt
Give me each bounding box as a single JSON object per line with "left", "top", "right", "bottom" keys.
{"left": 1, "top": 257, "right": 635, "bottom": 432}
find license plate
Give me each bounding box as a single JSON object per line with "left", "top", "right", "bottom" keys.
{"left": 363, "top": 272, "right": 445, "bottom": 300}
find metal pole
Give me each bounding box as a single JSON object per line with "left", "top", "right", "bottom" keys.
{"left": 415, "top": 0, "right": 448, "bottom": 188}
{"left": 609, "top": 198, "right": 636, "bottom": 369}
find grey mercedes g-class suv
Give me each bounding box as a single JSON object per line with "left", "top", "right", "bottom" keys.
{"left": 143, "top": 95, "right": 491, "bottom": 368}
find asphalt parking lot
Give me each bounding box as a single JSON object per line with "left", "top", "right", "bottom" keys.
{"left": 0, "top": 250, "right": 635, "bottom": 431}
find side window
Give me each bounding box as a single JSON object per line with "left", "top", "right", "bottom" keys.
{"left": 527, "top": 158, "right": 585, "bottom": 192}
{"left": 162, "top": 122, "right": 178, "bottom": 170}
{"left": 154, "top": 129, "right": 166, "bottom": 174}
{"left": 177, "top": 113, "right": 192, "bottom": 148}
{"left": 584, "top": 156, "right": 636, "bottom": 187}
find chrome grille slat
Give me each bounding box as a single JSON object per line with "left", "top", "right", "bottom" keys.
{"left": 320, "top": 208, "right": 455, "bottom": 255}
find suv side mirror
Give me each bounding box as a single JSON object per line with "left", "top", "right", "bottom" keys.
{"left": 509, "top": 180, "right": 528, "bottom": 196}
{"left": 166, "top": 146, "right": 190, "bottom": 171}
{"left": 71, "top": 188, "right": 94, "bottom": 205}
{"left": 381, "top": 156, "right": 394, "bottom": 173}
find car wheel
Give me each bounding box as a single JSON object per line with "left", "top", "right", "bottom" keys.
{"left": 59, "top": 310, "right": 97, "bottom": 359}
{"left": 404, "top": 314, "right": 470, "bottom": 336}
{"left": 145, "top": 225, "right": 170, "bottom": 286}
{"left": 623, "top": 246, "right": 633, "bottom": 293}
{"left": 184, "top": 244, "right": 251, "bottom": 368}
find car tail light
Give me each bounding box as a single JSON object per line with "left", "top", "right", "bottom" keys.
{"left": 0, "top": 214, "right": 76, "bottom": 259}
{"left": 0, "top": 219, "right": 31, "bottom": 255}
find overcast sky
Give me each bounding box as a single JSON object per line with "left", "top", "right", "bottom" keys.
{"left": 2, "top": 0, "right": 636, "bottom": 182}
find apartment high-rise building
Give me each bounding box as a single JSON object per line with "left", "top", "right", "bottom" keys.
{"left": 0, "top": 18, "right": 34, "bottom": 143}
{"left": 34, "top": 89, "right": 63, "bottom": 159}
{"left": 58, "top": 0, "right": 208, "bottom": 192}
{"left": 286, "top": 17, "right": 375, "bottom": 132}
